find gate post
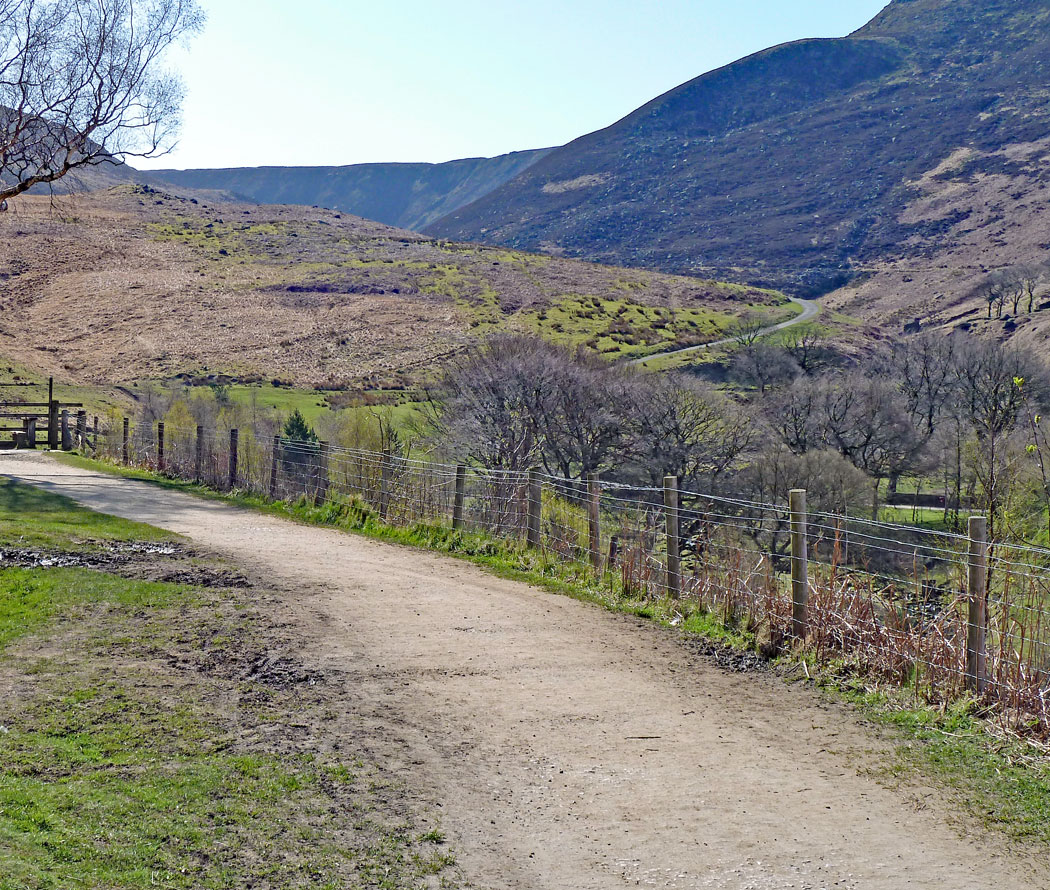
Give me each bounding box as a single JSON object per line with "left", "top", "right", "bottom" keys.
{"left": 157, "top": 422, "right": 165, "bottom": 471}
{"left": 122, "top": 417, "right": 129, "bottom": 464}
{"left": 60, "top": 409, "right": 71, "bottom": 450}
{"left": 48, "top": 401, "right": 59, "bottom": 450}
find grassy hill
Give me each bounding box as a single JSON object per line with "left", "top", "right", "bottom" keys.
{"left": 427, "top": 0, "right": 1050, "bottom": 301}
{"left": 0, "top": 185, "right": 788, "bottom": 391}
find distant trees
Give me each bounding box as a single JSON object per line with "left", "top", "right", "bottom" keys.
{"left": 0, "top": 0, "right": 204, "bottom": 202}
{"left": 432, "top": 334, "right": 754, "bottom": 489}
{"left": 428, "top": 321, "right": 1050, "bottom": 542}
{"left": 973, "top": 265, "right": 1050, "bottom": 318}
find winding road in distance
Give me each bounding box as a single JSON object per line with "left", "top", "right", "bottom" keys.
{"left": 630, "top": 296, "right": 821, "bottom": 368}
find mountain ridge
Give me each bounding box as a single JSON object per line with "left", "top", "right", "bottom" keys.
{"left": 425, "top": 0, "right": 1050, "bottom": 297}
{"left": 153, "top": 148, "right": 552, "bottom": 232}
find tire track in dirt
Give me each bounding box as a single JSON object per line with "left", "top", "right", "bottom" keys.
{"left": 1, "top": 451, "right": 1044, "bottom": 890}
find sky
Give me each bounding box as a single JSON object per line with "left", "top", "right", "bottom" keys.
{"left": 141, "top": 0, "right": 891, "bottom": 171}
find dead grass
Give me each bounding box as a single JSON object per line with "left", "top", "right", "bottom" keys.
{"left": 0, "top": 186, "right": 785, "bottom": 390}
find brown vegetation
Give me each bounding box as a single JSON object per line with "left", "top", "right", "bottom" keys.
{"left": 0, "top": 186, "right": 782, "bottom": 389}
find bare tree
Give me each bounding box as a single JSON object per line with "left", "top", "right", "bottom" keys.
{"left": 1017, "top": 264, "right": 1047, "bottom": 314}
{"left": 0, "top": 0, "right": 204, "bottom": 202}
{"left": 728, "top": 342, "right": 800, "bottom": 394}
{"left": 954, "top": 337, "right": 1049, "bottom": 538}
{"left": 780, "top": 327, "right": 831, "bottom": 375}
{"left": 620, "top": 373, "right": 757, "bottom": 491}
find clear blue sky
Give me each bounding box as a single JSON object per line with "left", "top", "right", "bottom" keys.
{"left": 143, "top": 0, "right": 890, "bottom": 171}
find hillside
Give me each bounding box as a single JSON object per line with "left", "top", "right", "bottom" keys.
{"left": 0, "top": 186, "right": 787, "bottom": 390}
{"left": 153, "top": 149, "right": 552, "bottom": 232}
{"left": 427, "top": 0, "right": 1050, "bottom": 298}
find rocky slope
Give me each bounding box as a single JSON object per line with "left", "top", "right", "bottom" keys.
{"left": 427, "top": 0, "right": 1050, "bottom": 298}
{"left": 153, "top": 149, "right": 551, "bottom": 232}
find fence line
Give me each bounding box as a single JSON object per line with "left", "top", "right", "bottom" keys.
{"left": 81, "top": 417, "right": 1050, "bottom": 735}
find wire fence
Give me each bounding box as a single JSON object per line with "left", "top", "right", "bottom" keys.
{"left": 86, "top": 419, "right": 1050, "bottom": 736}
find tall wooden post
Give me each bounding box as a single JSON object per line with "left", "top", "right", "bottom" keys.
{"left": 76, "top": 411, "right": 86, "bottom": 451}
{"left": 122, "top": 417, "right": 129, "bottom": 464}
{"left": 664, "top": 476, "right": 681, "bottom": 599}
{"left": 26, "top": 418, "right": 37, "bottom": 449}
{"left": 48, "top": 401, "right": 59, "bottom": 450}
{"left": 269, "top": 435, "right": 280, "bottom": 499}
{"left": 60, "top": 409, "right": 71, "bottom": 451}
{"left": 195, "top": 425, "right": 204, "bottom": 482}
{"left": 526, "top": 468, "right": 542, "bottom": 548}
{"left": 157, "top": 422, "right": 165, "bottom": 471}
{"left": 452, "top": 465, "right": 466, "bottom": 530}
{"left": 966, "top": 515, "right": 989, "bottom": 694}
{"left": 790, "top": 489, "right": 809, "bottom": 643}
{"left": 588, "top": 472, "right": 602, "bottom": 570}
{"left": 228, "top": 428, "right": 239, "bottom": 490}
{"left": 92, "top": 415, "right": 99, "bottom": 451}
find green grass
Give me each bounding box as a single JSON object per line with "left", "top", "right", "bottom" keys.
{"left": 0, "top": 361, "right": 130, "bottom": 420}
{"left": 0, "top": 475, "right": 461, "bottom": 889}
{"left": 828, "top": 680, "right": 1050, "bottom": 845}
{"left": 0, "top": 477, "right": 176, "bottom": 551}
{"left": 518, "top": 294, "right": 740, "bottom": 359}
{"left": 0, "top": 568, "right": 187, "bottom": 650}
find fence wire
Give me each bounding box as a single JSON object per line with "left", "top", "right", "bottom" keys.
{"left": 88, "top": 421, "right": 1050, "bottom": 735}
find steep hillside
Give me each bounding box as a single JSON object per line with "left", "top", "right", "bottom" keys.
{"left": 428, "top": 0, "right": 1050, "bottom": 297}
{"left": 154, "top": 149, "right": 552, "bottom": 232}
{"left": 0, "top": 186, "right": 787, "bottom": 389}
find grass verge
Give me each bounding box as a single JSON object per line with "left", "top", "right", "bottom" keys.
{"left": 0, "top": 476, "right": 461, "bottom": 889}
{"left": 49, "top": 452, "right": 1050, "bottom": 850}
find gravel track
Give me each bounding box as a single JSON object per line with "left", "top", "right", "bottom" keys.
{"left": 0, "top": 451, "right": 1043, "bottom": 890}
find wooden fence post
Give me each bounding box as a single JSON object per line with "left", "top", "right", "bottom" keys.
{"left": 316, "top": 441, "right": 330, "bottom": 504}
{"left": 60, "top": 409, "right": 71, "bottom": 451}
{"left": 122, "top": 417, "right": 129, "bottom": 464}
{"left": 157, "top": 422, "right": 165, "bottom": 471}
{"left": 608, "top": 534, "right": 620, "bottom": 570}
{"left": 92, "top": 416, "right": 99, "bottom": 451}
{"left": 269, "top": 435, "right": 280, "bottom": 499}
{"left": 76, "top": 411, "right": 86, "bottom": 451}
{"left": 790, "top": 489, "right": 809, "bottom": 642}
{"left": 588, "top": 472, "right": 602, "bottom": 570}
{"left": 195, "top": 425, "right": 204, "bottom": 482}
{"left": 379, "top": 452, "right": 392, "bottom": 521}
{"left": 48, "top": 401, "right": 59, "bottom": 450}
{"left": 452, "top": 465, "right": 466, "bottom": 530}
{"left": 228, "top": 428, "right": 238, "bottom": 490}
{"left": 664, "top": 476, "right": 681, "bottom": 598}
{"left": 526, "top": 468, "right": 542, "bottom": 548}
{"left": 966, "top": 515, "right": 989, "bottom": 694}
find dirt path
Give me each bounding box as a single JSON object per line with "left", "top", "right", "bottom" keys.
{"left": 630, "top": 297, "right": 821, "bottom": 368}
{"left": 1, "top": 452, "right": 1043, "bottom": 890}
